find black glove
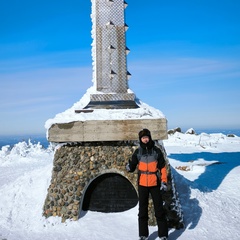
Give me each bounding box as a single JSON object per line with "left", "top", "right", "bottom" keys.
{"left": 160, "top": 182, "right": 168, "bottom": 191}
{"left": 126, "top": 163, "right": 130, "bottom": 172}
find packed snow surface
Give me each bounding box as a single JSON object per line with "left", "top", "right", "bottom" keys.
{"left": 0, "top": 131, "right": 240, "bottom": 240}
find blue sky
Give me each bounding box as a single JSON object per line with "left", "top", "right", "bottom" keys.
{"left": 1, "top": 0, "right": 240, "bottom": 135}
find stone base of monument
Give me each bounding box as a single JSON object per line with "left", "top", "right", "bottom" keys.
{"left": 43, "top": 139, "right": 184, "bottom": 228}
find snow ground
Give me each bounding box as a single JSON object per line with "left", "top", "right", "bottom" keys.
{"left": 0, "top": 132, "right": 240, "bottom": 240}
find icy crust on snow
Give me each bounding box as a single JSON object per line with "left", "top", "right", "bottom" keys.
{"left": 44, "top": 86, "right": 166, "bottom": 131}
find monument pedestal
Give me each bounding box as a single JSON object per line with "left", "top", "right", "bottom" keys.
{"left": 43, "top": 137, "right": 184, "bottom": 228}
{"left": 48, "top": 118, "right": 168, "bottom": 142}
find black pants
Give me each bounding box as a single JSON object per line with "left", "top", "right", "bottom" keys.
{"left": 138, "top": 185, "right": 168, "bottom": 238}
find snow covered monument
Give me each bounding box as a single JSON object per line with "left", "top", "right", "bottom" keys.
{"left": 43, "top": 0, "right": 184, "bottom": 229}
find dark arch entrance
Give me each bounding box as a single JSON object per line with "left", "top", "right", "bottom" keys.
{"left": 82, "top": 173, "right": 138, "bottom": 213}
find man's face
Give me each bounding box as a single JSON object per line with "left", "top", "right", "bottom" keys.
{"left": 141, "top": 136, "right": 149, "bottom": 144}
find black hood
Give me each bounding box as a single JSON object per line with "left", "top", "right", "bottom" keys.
{"left": 139, "top": 128, "right": 154, "bottom": 149}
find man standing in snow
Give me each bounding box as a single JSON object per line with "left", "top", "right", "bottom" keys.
{"left": 126, "top": 129, "right": 168, "bottom": 240}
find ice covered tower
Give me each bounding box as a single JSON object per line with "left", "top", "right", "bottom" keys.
{"left": 85, "top": 0, "right": 138, "bottom": 109}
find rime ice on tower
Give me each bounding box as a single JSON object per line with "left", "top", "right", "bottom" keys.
{"left": 85, "top": 0, "right": 138, "bottom": 109}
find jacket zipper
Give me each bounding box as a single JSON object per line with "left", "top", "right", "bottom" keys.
{"left": 146, "top": 148, "right": 149, "bottom": 187}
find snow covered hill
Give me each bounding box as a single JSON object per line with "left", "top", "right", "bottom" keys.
{"left": 0, "top": 132, "right": 240, "bottom": 240}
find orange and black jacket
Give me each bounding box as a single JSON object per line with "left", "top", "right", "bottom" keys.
{"left": 128, "top": 143, "right": 167, "bottom": 187}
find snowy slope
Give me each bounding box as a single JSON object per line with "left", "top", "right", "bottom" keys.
{"left": 0, "top": 132, "right": 240, "bottom": 240}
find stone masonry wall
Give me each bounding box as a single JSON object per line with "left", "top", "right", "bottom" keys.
{"left": 43, "top": 141, "right": 184, "bottom": 228}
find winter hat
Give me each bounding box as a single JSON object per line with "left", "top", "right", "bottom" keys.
{"left": 138, "top": 128, "right": 151, "bottom": 139}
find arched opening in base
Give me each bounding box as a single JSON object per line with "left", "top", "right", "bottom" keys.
{"left": 82, "top": 173, "right": 138, "bottom": 213}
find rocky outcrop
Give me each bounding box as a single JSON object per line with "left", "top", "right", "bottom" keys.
{"left": 185, "top": 128, "right": 196, "bottom": 135}
{"left": 167, "top": 127, "right": 182, "bottom": 135}
{"left": 227, "top": 134, "right": 236, "bottom": 137}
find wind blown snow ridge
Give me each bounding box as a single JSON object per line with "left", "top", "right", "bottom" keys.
{"left": 0, "top": 132, "right": 240, "bottom": 240}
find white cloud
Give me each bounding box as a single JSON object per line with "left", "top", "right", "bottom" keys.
{"left": 129, "top": 56, "right": 240, "bottom": 82}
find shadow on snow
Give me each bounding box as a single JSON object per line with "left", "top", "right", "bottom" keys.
{"left": 168, "top": 152, "right": 240, "bottom": 191}
{"left": 165, "top": 152, "right": 239, "bottom": 240}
